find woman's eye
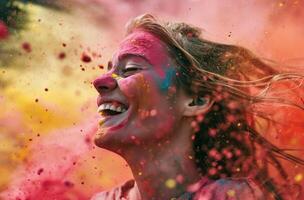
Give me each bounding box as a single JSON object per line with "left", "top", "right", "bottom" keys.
{"left": 122, "top": 65, "right": 142, "bottom": 76}
{"left": 124, "top": 67, "right": 139, "bottom": 72}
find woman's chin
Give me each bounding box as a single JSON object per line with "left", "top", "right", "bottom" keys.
{"left": 94, "top": 126, "right": 131, "bottom": 151}
{"left": 94, "top": 129, "right": 106, "bottom": 147}
{"left": 94, "top": 128, "right": 119, "bottom": 149}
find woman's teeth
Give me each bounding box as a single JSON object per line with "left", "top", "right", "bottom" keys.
{"left": 98, "top": 102, "right": 127, "bottom": 115}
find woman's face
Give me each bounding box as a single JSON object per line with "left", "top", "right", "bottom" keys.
{"left": 93, "top": 30, "right": 187, "bottom": 150}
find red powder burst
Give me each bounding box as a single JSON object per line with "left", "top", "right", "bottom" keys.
{"left": 22, "top": 42, "right": 32, "bottom": 53}
{"left": 81, "top": 53, "right": 92, "bottom": 63}
{"left": 0, "top": 20, "right": 8, "bottom": 40}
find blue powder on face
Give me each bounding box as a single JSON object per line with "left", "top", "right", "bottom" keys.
{"left": 159, "top": 67, "right": 176, "bottom": 91}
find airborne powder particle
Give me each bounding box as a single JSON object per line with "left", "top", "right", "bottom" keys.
{"left": 58, "top": 52, "right": 66, "bottom": 60}
{"left": 37, "top": 168, "right": 44, "bottom": 175}
{"left": 22, "top": 42, "right": 32, "bottom": 53}
{"left": 81, "top": 53, "right": 92, "bottom": 63}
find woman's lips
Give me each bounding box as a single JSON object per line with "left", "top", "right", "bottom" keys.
{"left": 98, "top": 104, "right": 131, "bottom": 132}
{"left": 97, "top": 96, "right": 129, "bottom": 108}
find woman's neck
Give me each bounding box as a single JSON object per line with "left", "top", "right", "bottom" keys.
{"left": 121, "top": 122, "right": 202, "bottom": 200}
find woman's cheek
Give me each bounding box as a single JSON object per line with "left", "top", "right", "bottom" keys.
{"left": 117, "top": 74, "right": 144, "bottom": 99}
{"left": 118, "top": 73, "right": 155, "bottom": 106}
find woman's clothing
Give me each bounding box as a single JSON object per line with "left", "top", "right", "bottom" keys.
{"left": 91, "top": 177, "right": 264, "bottom": 200}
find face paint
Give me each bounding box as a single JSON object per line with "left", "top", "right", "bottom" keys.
{"left": 113, "top": 30, "right": 170, "bottom": 79}
{"left": 158, "top": 67, "right": 176, "bottom": 92}
{"left": 94, "top": 31, "right": 186, "bottom": 149}
{"left": 111, "top": 73, "right": 122, "bottom": 80}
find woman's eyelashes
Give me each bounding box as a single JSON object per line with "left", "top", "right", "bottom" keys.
{"left": 121, "top": 63, "right": 143, "bottom": 76}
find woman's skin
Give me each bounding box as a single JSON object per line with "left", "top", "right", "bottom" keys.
{"left": 93, "top": 30, "right": 213, "bottom": 199}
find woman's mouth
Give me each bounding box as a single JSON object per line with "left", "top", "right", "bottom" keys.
{"left": 98, "top": 101, "right": 128, "bottom": 116}
{"left": 97, "top": 100, "right": 130, "bottom": 131}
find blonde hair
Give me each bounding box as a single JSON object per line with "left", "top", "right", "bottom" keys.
{"left": 126, "top": 14, "right": 304, "bottom": 199}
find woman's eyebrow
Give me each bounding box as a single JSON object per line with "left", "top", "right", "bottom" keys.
{"left": 116, "top": 53, "right": 152, "bottom": 66}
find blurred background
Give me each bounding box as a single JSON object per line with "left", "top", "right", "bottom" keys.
{"left": 0, "top": 0, "right": 304, "bottom": 199}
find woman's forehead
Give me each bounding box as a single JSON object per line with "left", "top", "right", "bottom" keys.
{"left": 112, "top": 30, "right": 169, "bottom": 66}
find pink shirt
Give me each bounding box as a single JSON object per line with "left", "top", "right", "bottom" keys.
{"left": 91, "top": 178, "right": 265, "bottom": 200}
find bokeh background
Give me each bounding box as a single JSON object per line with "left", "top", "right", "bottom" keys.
{"left": 0, "top": 0, "right": 304, "bottom": 199}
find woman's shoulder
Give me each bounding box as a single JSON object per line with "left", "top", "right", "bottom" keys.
{"left": 91, "top": 179, "right": 140, "bottom": 200}
{"left": 189, "top": 177, "right": 265, "bottom": 200}
{"left": 91, "top": 177, "right": 264, "bottom": 200}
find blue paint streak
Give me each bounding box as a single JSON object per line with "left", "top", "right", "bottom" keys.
{"left": 159, "top": 67, "right": 176, "bottom": 91}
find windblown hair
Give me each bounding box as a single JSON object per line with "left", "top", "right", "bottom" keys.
{"left": 126, "top": 14, "right": 304, "bottom": 199}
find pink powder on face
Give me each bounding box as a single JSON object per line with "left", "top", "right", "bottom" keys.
{"left": 113, "top": 30, "right": 170, "bottom": 78}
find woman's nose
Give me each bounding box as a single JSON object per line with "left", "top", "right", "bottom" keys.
{"left": 93, "top": 75, "right": 118, "bottom": 94}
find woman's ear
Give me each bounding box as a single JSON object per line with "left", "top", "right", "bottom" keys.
{"left": 183, "top": 96, "right": 214, "bottom": 117}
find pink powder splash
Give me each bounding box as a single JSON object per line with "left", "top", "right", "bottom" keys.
{"left": 1, "top": 1, "right": 304, "bottom": 199}
{"left": 1, "top": 116, "right": 100, "bottom": 200}
{"left": 0, "top": 20, "right": 9, "bottom": 40}
{"left": 75, "top": 0, "right": 304, "bottom": 61}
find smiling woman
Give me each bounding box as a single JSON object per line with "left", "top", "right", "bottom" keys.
{"left": 92, "top": 14, "right": 304, "bottom": 200}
